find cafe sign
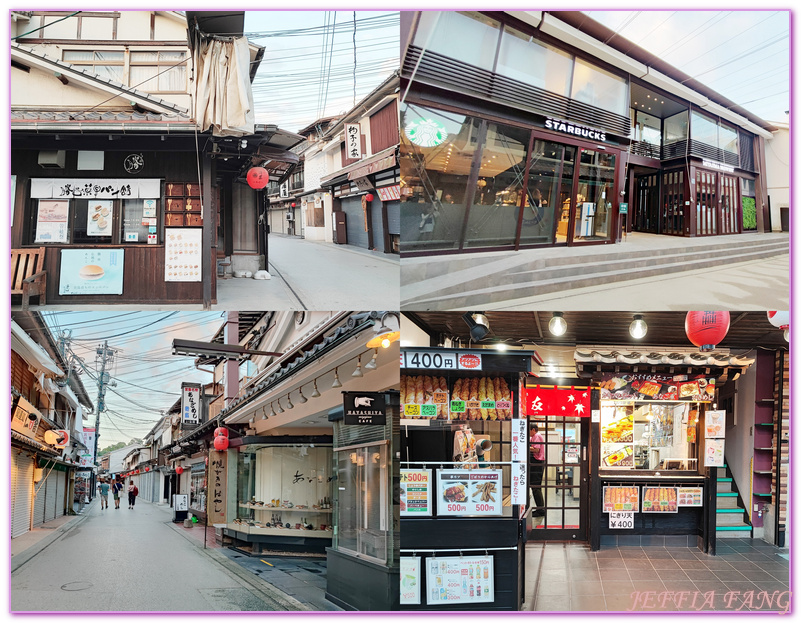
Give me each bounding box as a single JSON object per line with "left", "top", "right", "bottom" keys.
{"left": 31, "top": 178, "right": 161, "bottom": 199}
{"left": 343, "top": 391, "right": 387, "bottom": 425}
{"left": 545, "top": 118, "right": 607, "bottom": 142}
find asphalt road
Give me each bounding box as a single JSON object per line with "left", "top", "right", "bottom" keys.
{"left": 10, "top": 500, "right": 302, "bottom": 612}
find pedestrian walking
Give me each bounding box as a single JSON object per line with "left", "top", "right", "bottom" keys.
{"left": 112, "top": 478, "right": 123, "bottom": 509}
{"left": 97, "top": 478, "right": 110, "bottom": 510}
{"left": 530, "top": 424, "right": 546, "bottom": 517}
{"left": 127, "top": 480, "right": 139, "bottom": 509}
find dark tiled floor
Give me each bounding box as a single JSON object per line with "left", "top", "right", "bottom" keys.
{"left": 524, "top": 539, "right": 790, "bottom": 612}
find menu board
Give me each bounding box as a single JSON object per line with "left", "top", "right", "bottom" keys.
{"left": 705, "top": 410, "right": 726, "bottom": 438}
{"left": 401, "top": 374, "right": 449, "bottom": 419}
{"left": 164, "top": 228, "right": 202, "bottom": 282}
{"left": 598, "top": 373, "right": 715, "bottom": 402}
{"left": 603, "top": 486, "right": 639, "bottom": 513}
{"left": 400, "top": 557, "right": 421, "bottom": 605}
{"left": 401, "top": 469, "right": 432, "bottom": 517}
{"left": 677, "top": 487, "right": 703, "bottom": 507}
{"left": 705, "top": 438, "right": 725, "bottom": 467}
{"left": 35, "top": 199, "right": 69, "bottom": 243}
{"left": 86, "top": 200, "right": 113, "bottom": 236}
{"left": 450, "top": 376, "right": 513, "bottom": 421}
{"left": 426, "top": 555, "right": 494, "bottom": 605}
{"left": 436, "top": 469, "right": 503, "bottom": 516}
{"left": 600, "top": 405, "right": 634, "bottom": 468}
{"left": 641, "top": 486, "right": 678, "bottom": 513}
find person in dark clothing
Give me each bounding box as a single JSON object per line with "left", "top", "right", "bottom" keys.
{"left": 530, "top": 423, "right": 546, "bottom": 517}
{"left": 127, "top": 480, "right": 138, "bottom": 509}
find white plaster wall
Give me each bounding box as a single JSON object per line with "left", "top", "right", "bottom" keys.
{"left": 400, "top": 315, "right": 431, "bottom": 347}
{"left": 12, "top": 65, "right": 133, "bottom": 109}
{"left": 765, "top": 128, "right": 790, "bottom": 232}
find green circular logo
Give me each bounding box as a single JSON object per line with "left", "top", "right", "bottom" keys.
{"left": 404, "top": 118, "right": 448, "bottom": 147}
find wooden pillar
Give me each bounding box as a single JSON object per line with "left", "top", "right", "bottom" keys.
{"left": 753, "top": 135, "right": 769, "bottom": 233}
{"left": 202, "top": 154, "right": 214, "bottom": 309}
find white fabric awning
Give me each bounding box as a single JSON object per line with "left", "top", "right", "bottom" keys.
{"left": 11, "top": 321, "right": 62, "bottom": 377}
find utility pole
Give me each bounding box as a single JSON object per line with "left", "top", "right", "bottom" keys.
{"left": 92, "top": 341, "right": 115, "bottom": 491}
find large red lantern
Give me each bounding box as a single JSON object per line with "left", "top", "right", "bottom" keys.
{"left": 365, "top": 193, "right": 375, "bottom": 202}
{"left": 246, "top": 167, "right": 269, "bottom": 190}
{"left": 685, "top": 311, "right": 730, "bottom": 352}
{"left": 145, "top": 467, "right": 150, "bottom": 472}
{"left": 213, "top": 436, "right": 229, "bottom": 451}
{"left": 214, "top": 427, "right": 228, "bottom": 438}
{"left": 176, "top": 466, "right": 184, "bottom": 475}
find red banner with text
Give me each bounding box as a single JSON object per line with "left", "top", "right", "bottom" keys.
{"left": 522, "top": 386, "right": 591, "bottom": 417}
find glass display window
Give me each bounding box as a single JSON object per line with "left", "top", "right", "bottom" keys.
{"left": 122, "top": 199, "right": 159, "bottom": 244}
{"left": 189, "top": 467, "right": 206, "bottom": 511}
{"left": 234, "top": 445, "right": 333, "bottom": 537}
{"left": 412, "top": 11, "right": 501, "bottom": 71}
{"left": 573, "top": 149, "right": 616, "bottom": 242}
{"left": 334, "top": 441, "right": 390, "bottom": 563}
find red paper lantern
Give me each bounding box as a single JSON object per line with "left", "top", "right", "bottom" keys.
{"left": 176, "top": 466, "right": 184, "bottom": 475}
{"left": 291, "top": 202, "right": 296, "bottom": 208}
{"left": 214, "top": 427, "right": 228, "bottom": 438}
{"left": 365, "top": 193, "right": 374, "bottom": 202}
{"left": 685, "top": 311, "right": 730, "bottom": 352}
{"left": 246, "top": 167, "right": 269, "bottom": 190}
{"left": 145, "top": 467, "right": 150, "bottom": 472}
{"left": 213, "top": 436, "right": 229, "bottom": 451}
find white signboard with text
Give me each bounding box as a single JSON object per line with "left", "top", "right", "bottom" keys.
{"left": 401, "top": 351, "right": 482, "bottom": 371}
{"left": 165, "top": 228, "right": 202, "bottom": 282}
{"left": 436, "top": 469, "right": 502, "bottom": 516}
{"left": 31, "top": 178, "right": 161, "bottom": 199}
{"left": 426, "top": 555, "right": 494, "bottom": 605}
{"left": 181, "top": 384, "right": 201, "bottom": 425}
{"left": 400, "top": 557, "right": 421, "bottom": 605}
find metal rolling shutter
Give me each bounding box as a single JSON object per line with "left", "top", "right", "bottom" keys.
{"left": 11, "top": 453, "right": 34, "bottom": 538}
{"left": 370, "top": 199, "right": 386, "bottom": 253}
{"left": 386, "top": 201, "right": 400, "bottom": 235}
{"left": 55, "top": 471, "right": 67, "bottom": 519}
{"left": 32, "top": 471, "right": 47, "bottom": 527}
{"left": 342, "top": 196, "right": 369, "bottom": 249}
{"left": 44, "top": 470, "right": 59, "bottom": 522}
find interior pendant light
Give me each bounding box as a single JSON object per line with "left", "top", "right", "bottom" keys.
{"left": 364, "top": 349, "right": 378, "bottom": 370}
{"left": 352, "top": 356, "right": 363, "bottom": 377}
{"left": 276, "top": 399, "right": 285, "bottom": 414}
{"left": 297, "top": 387, "right": 308, "bottom": 403}
{"left": 286, "top": 393, "right": 294, "bottom": 409}
{"left": 629, "top": 314, "right": 648, "bottom": 339}
{"left": 311, "top": 379, "right": 321, "bottom": 398}
{"left": 549, "top": 312, "right": 567, "bottom": 336}
{"left": 332, "top": 368, "right": 342, "bottom": 388}
{"left": 269, "top": 402, "right": 276, "bottom": 417}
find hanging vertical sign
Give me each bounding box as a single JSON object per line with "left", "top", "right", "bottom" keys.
{"left": 207, "top": 450, "right": 227, "bottom": 524}
{"left": 511, "top": 417, "right": 527, "bottom": 505}
{"left": 345, "top": 123, "right": 362, "bottom": 160}
{"left": 181, "top": 383, "right": 201, "bottom": 425}
{"left": 80, "top": 427, "right": 96, "bottom": 467}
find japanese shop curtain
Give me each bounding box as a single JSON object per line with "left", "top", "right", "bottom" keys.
{"left": 193, "top": 36, "right": 255, "bottom": 137}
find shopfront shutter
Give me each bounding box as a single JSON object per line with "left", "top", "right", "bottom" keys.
{"left": 341, "top": 196, "right": 369, "bottom": 249}
{"left": 12, "top": 453, "right": 35, "bottom": 538}
{"left": 386, "top": 201, "right": 400, "bottom": 235}
{"left": 32, "top": 471, "right": 47, "bottom": 527}
{"left": 55, "top": 471, "right": 67, "bottom": 519}
{"left": 44, "top": 470, "right": 59, "bottom": 522}
{"left": 370, "top": 199, "right": 386, "bottom": 252}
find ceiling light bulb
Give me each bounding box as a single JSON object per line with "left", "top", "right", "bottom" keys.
{"left": 784, "top": 328, "right": 789, "bottom": 342}
{"left": 352, "top": 356, "right": 363, "bottom": 378}
{"left": 286, "top": 394, "right": 294, "bottom": 409}
{"left": 495, "top": 343, "right": 508, "bottom": 351}
{"left": 261, "top": 407, "right": 267, "bottom": 420}
{"left": 364, "top": 350, "right": 378, "bottom": 370}
{"left": 549, "top": 312, "right": 567, "bottom": 336}
{"left": 311, "top": 380, "right": 321, "bottom": 398}
{"left": 629, "top": 314, "right": 648, "bottom": 339}
{"left": 381, "top": 337, "right": 391, "bottom": 348}
{"left": 332, "top": 368, "right": 342, "bottom": 388}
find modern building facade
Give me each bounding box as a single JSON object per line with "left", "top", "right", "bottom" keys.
{"left": 399, "top": 11, "right": 782, "bottom": 256}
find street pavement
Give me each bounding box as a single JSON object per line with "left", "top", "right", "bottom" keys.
{"left": 217, "top": 234, "right": 400, "bottom": 310}
{"left": 9, "top": 499, "right": 308, "bottom": 612}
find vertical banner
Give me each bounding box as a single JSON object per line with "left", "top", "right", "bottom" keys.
{"left": 400, "top": 557, "right": 422, "bottom": 605}
{"left": 181, "top": 383, "right": 201, "bottom": 425}
{"left": 80, "top": 427, "right": 96, "bottom": 467}
{"left": 207, "top": 450, "right": 227, "bottom": 524}
{"left": 345, "top": 123, "right": 362, "bottom": 160}
{"left": 511, "top": 417, "right": 527, "bottom": 506}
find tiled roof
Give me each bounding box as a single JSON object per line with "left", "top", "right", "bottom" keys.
{"left": 11, "top": 109, "right": 191, "bottom": 123}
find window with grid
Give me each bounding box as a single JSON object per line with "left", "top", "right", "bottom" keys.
{"left": 63, "top": 50, "right": 124, "bottom": 83}
{"left": 130, "top": 51, "right": 187, "bottom": 92}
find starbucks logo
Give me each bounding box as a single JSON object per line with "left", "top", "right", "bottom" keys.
{"left": 405, "top": 118, "right": 448, "bottom": 148}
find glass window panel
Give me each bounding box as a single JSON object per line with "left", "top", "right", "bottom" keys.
{"left": 570, "top": 59, "right": 628, "bottom": 116}
{"left": 633, "top": 111, "right": 661, "bottom": 145}
{"left": 521, "top": 141, "right": 575, "bottom": 245}
{"left": 691, "top": 110, "right": 719, "bottom": 147}
{"left": 190, "top": 470, "right": 206, "bottom": 511}
{"left": 131, "top": 51, "right": 159, "bottom": 62}
{"left": 464, "top": 121, "right": 531, "bottom": 249}
{"left": 564, "top": 508, "right": 580, "bottom": 527}
{"left": 72, "top": 199, "right": 113, "bottom": 244}
{"left": 95, "top": 51, "right": 124, "bottom": 62}
{"left": 664, "top": 111, "right": 688, "bottom": 144}
{"left": 159, "top": 65, "right": 186, "bottom": 91}
{"left": 122, "top": 199, "right": 157, "bottom": 244}
{"left": 64, "top": 50, "right": 94, "bottom": 61}
{"left": 574, "top": 149, "right": 616, "bottom": 242}
{"left": 496, "top": 27, "right": 573, "bottom": 97}
{"left": 412, "top": 11, "right": 500, "bottom": 71}
{"left": 400, "top": 103, "right": 481, "bottom": 252}
{"left": 719, "top": 124, "right": 739, "bottom": 154}
{"left": 95, "top": 65, "right": 124, "bottom": 82}
{"left": 159, "top": 51, "right": 186, "bottom": 62}
{"left": 130, "top": 65, "right": 158, "bottom": 91}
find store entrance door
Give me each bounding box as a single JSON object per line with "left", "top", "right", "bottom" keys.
{"left": 529, "top": 417, "right": 589, "bottom": 541}
{"left": 568, "top": 149, "right": 617, "bottom": 245}
{"left": 634, "top": 173, "right": 660, "bottom": 233}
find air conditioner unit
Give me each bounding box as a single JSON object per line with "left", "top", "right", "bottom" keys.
{"left": 38, "top": 150, "right": 66, "bottom": 169}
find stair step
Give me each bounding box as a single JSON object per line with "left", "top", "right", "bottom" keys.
{"left": 717, "top": 525, "right": 752, "bottom": 532}
{"left": 717, "top": 514, "right": 748, "bottom": 526}
{"left": 717, "top": 508, "right": 745, "bottom": 513}
{"left": 717, "top": 492, "right": 738, "bottom": 497}
{"left": 717, "top": 477, "right": 732, "bottom": 482}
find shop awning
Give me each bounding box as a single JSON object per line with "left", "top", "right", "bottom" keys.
{"left": 11, "top": 321, "right": 62, "bottom": 377}
{"left": 11, "top": 430, "right": 60, "bottom": 456}
{"left": 320, "top": 146, "right": 397, "bottom": 186}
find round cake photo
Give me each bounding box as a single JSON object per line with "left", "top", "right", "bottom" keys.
{"left": 79, "top": 264, "right": 105, "bottom": 280}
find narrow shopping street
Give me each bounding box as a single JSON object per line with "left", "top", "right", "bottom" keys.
{"left": 10, "top": 499, "right": 316, "bottom": 612}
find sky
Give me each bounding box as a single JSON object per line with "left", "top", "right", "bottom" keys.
{"left": 41, "top": 311, "right": 225, "bottom": 449}
{"left": 575, "top": 10, "right": 790, "bottom": 124}
{"left": 244, "top": 11, "right": 399, "bottom": 132}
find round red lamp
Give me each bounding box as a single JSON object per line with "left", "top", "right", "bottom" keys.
{"left": 246, "top": 167, "right": 269, "bottom": 190}
{"left": 214, "top": 436, "right": 229, "bottom": 451}
{"left": 365, "top": 193, "right": 374, "bottom": 202}
{"left": 214, "top": 427, "right": 228, "bottom": 438}
{"left": 685, "top": 311, "right": 730, "bottom": 352}
{"left": 145, "top": 467, "right": 150, "bottom": 472}
{"left": 176, "top": 466, "right": 184, "bottom": 475}
{"left": 291, "top": 202, "right": 296, "bottom": 208}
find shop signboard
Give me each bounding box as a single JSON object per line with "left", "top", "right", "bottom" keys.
{"left": 603, "top": 486, "right": 639, "bottom": 512}
{"left": 511, "top": 418, "right": 527, "bottom": 463}
{"left": 343, "top": 391, "right": 387, "bottom": 425}
{"left": 35, "top": 199, "right": 69, "bottom": 243}
{"left": 702, "top": 159, "right": 735, "bottom": 173}
{"left": 426, "top": 555, "right": 494, "bottom": 605}
{"left": 400, "top": 557, "right": 421, "bottom": 605}
{"left": 208, "top": 450, "right": 227, "bottom": 524}
{"left": 511, "top": 462, "right": 526, "bottom": 506}
{"left": 705, "top": 410, "right": 726, "bottom": 438}
{"left": 598, "top": 373, "right": 715, "bottom": 402}
{"left": 80, "top": 427, "right": 96, "bottom": 468}
{"left": 173, "top": 494, "right": 188, "bottom": 511}
{"left": 181, "top": 383, "right": 201, "bottom": 425}
{"left": 522, "top": 386, "right": 590, "bottom": 417}
{"left": 641, "top": 486, "right": 678, "bottom": 513}
{"left": 401, "top": 350, "right": 482, "bottom": 371}
{"left": 705, "top": 439, "right": 725, "bottom": 467}
{"left": 401, "top": 469, "right": 433, "bottom": 516}
{"left": 609, "top": 511, "right": 634, "bottom": 529}
{"left": 59, "top": 249, "right": 124, "bottom": 295}
{"left": 377, "top": 184, "right": 401, "bottom": 201}
{"left": 30, "top": 178, "right": 161, "bottom": 199}
{"left": 165, "top": 228, "right": 202, "bottom": 282}
{"left": 345, "top": 123, "right": 362, "bottom": 160}
{"left": 677, "top": 487, "right": 703, "bottom": 507}
{"left": 545, "top": 117, "right": 607, "bottom": 142}
{"left": 436, "top": 469, "right": 502, "bottom": 516}
{"left": 619, "top": 202, "right": 629, "bottom": 214}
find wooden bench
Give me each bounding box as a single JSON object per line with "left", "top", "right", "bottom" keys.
{"left": 11, "top": 248, "right": 47, "bottom": 310}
